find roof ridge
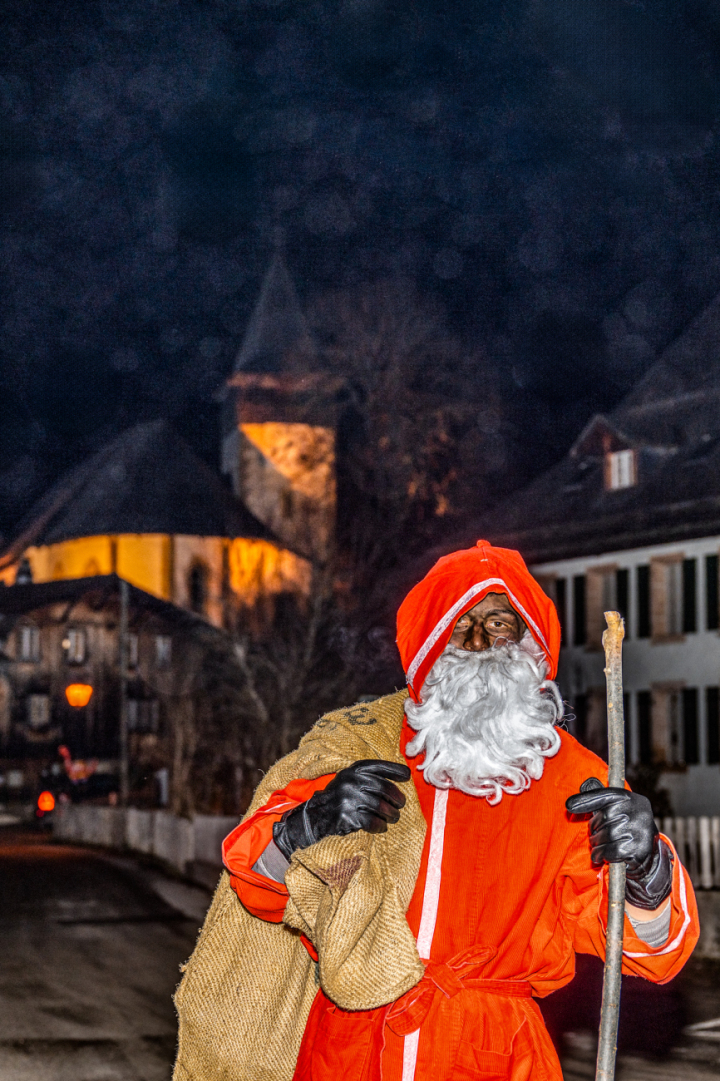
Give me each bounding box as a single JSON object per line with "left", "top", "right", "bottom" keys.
{"left": 1, "top": 419, "right": 283, "bottom": 556}
{"left": 613, "top": 289, "right": 720, "bottom": 412}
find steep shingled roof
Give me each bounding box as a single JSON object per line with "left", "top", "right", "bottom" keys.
{"left": 0, "top": 574, "right": 208, "bottom": 626}
{"left": 0, "top": 420, "right": 276, "bottom": 566}
{"left": 232, "top": 247, "right": 316, "bottom": 374}
{"left": 474, "top": 293, "right": 720, "bottom": 563}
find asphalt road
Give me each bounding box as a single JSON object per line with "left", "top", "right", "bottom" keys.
{"left": 0, "top": 826, "right": 204, "bottom": 1081}
{"left": 1, "top": 826, "right": 718, "bottom": 1081}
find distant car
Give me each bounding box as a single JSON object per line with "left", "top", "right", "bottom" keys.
{"left": 35, "top": 751, "right": 119, "bottom": 818}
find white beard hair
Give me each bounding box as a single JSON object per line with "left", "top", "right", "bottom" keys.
{"left": 405, "top": 633, "right": 563, "bottom": 804}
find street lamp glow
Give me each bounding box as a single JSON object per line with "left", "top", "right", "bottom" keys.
{"left": 65, "top": 683, "right": 93, "bottom": 707}
{"left": 37, "top": 791, "right": 55, "bottom": 812}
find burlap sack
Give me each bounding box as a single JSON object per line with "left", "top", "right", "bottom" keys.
{"left": 173, "top": 689, "right": 427, "bottom": 1081}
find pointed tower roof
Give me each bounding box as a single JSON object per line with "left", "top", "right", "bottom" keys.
{"left": 0, "top": 420, "right": 277, "bottom": 568}
{"left": 233, "top": 241, "right": 316, "bottom": 374}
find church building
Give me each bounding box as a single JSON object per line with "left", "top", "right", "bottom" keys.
{"left": 0, "top": 245, "right": 343, "bottom": 808}
{"left": 220, "top": 243, "right": 345, "bottom": 566}
{"left": 0, "top": 244, "right": 344, "bottom": 625}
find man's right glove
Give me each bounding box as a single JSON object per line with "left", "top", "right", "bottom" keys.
{"left": 273, "top": 759, "right": 411, "bottom": 860}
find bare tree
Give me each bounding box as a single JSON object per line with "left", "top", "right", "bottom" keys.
{"left": 230, "top": 586, "right": 363, "bottom": 794}
{"left": 157, "top": 284, "right": 512, "bottom": 815}
{"left": 162, "top": 580, "right": 365, "bottom": 815}
{"left": 309, "top": 279, "right": 508, "bottom": 595}
{"left": 152, "top": 629, "right": 207, "bottom": 817}
{"left": 169, "top": 695, "right": 198, "bottom": 817}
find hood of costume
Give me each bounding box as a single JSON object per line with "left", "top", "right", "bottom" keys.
{"left": 397, "top": 539, "right": 561, "bottom": 702}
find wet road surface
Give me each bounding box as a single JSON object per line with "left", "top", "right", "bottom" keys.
{"left": 545, "top": 953, "right": 720, "bottom": 1079}
{"left": 0, "top": 827, "right": 203, "bottom": 1080}
{"left": 1, "top": 826, "right": 718, "bottom": 1080}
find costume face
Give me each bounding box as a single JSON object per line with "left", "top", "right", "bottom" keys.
{"left": 396, "top": 540, "right": 561, "bottom": 698}
{"left": 448, "top": 592, "right": 526, "bottom": 652}
{"left": 405, "top": 638, "right": 562, "bottom": 802}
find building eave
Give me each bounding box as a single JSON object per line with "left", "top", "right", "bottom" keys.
{"left": 486, "top": 497, "right": 720, "bottom": 565}
{"left": 0, "top": 574, "right": 226, "bottom": 636}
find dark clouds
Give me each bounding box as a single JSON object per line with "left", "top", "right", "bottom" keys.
{"left": 1, "top": 0, "right": 720, "bottom": 532}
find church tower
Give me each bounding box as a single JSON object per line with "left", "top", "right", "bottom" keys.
{"left": 221, "top": 242, "right": 342, "bottom": 565}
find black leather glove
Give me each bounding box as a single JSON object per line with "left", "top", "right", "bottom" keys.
{"left": 566, "top": 776, "right": 673, "bottom": 911}
{"left": 273, "top": 759, "right": 411, "bottom": 860}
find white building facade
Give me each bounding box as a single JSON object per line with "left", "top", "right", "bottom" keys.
{"left": 534, "top": 535, "right": 720, "bottom": 815}
{"left": 477, "top": 291, "right": 720, "bottom": 816}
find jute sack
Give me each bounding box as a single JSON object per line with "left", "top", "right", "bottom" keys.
{"left": 173, "top": 689, "right": 427, "bottom": 1081}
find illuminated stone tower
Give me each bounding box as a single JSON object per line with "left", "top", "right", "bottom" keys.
{"left": 221, "top": 244, "right": 342, "bottom": 565}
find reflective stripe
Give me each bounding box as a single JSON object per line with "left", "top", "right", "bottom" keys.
{"left": 402, "top": 787, "right": 449, "bottom": 1080}
{"left": 623, "top": 838, "right": 691, "bottom": 958}
{"left": 401, "top": 1029, "right": 420, "bottom": 1081}
{"left": 416, "top": 788, "right": 449, "bottom": 958}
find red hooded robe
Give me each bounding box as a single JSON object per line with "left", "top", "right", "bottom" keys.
{"left": 224, "top": 541, "right": 699, "bottom": 1081}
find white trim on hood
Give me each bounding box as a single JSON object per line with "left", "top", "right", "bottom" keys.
{"left": 405, "top": 577, "right": 551, "bottom": 693}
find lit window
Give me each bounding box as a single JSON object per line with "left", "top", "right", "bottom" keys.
{"left": 18, "top": 625, "right": 40, "bottom": 662}
{"left": 127, "top": 698, "right": 159, "bottom": 733}
{"left": 63, "top": 628, "right": 86, "bottom": 664}
{"left": 660, "top": 687, "right": 681, "bottom": 766}
{"left": 600, "top": 569, "right": 616, "bottom": 614}
{"left": 155, "top": 635, "right": 172, "bottom": 668}
{"left": 605, "top": 448, "right": 636, "bottom": 490}
{"left": 585, "top": 566, "right": 630, "bottom": 649}
{"left": 667, "top": 561, "right": 683, "bottom": 636}
{"left": 27, "top": 694, "right": 50, "bottom": 729}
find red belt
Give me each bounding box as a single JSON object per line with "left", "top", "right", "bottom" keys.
{"left": 386, "top": 945, "right": 532, "bottom": 1037}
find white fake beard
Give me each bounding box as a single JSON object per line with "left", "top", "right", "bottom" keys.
{"left": 405, "top": 635, "right": 563, "bottom": 804}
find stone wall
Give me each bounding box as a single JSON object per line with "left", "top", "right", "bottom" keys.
{"left": 54, "top": 803, "right": 238, "bottom": 881}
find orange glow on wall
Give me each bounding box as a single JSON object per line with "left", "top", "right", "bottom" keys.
{"left": 65, "top": 683, "right": 93, "bottom": 707}
{"left": 241, "top": 422, "right": 336, "bottom": 497}
{"left": 115, "top": 533, "right": 169, "bottom": 598}
{"left": 228, "top": 538, "right": 311, "bottom": 606}
{"left": 0, "top": 530, "right": 314, "bottom": 619}
{"left": 37, "top": 791, "right": 55, "bottom": 812}
{"left": 25, "top": 536, "right": 115, "bottom": 582}
{"left": 19, "top": 534, "right": 169, "bottom": 598}
{"left": 239, "top": 422, "right": 336, "bottom": 562}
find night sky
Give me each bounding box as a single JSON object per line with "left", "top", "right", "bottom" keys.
{"left": 1, "top": 0, "right": 720, "bottom": 540}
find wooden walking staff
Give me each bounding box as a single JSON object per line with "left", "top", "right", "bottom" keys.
{"left": 596, "top": 611, "right": 626, "bottom": 1081}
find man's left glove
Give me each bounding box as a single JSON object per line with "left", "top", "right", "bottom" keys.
{"left": 566, "top": 777, "right": 673, "bottom": 911}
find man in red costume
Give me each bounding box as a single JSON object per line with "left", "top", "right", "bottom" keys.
{"left": 223, "top": 541, "right": 698, "bottom": 1080}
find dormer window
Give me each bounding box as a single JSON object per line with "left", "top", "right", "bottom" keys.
{"left": 605, "top": 448, "right": 636, "bottom": 490}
